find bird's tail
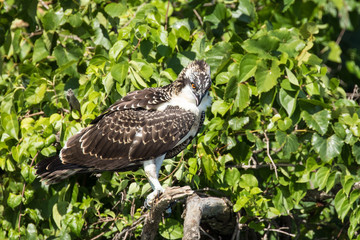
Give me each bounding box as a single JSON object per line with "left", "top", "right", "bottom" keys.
{"left": 35, "top": 155, "right": 87, "bottom": 184}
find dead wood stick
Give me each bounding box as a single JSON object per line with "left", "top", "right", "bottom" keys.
{"left": 141, "top": 186, "right": 194, "bottom": 240}
{"left": 182, "top": 194, "right": 233, "bottom": 240}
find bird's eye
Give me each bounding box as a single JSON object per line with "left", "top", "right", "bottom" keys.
{"left": 191, "top": 83, "right": 196, "bottom": 89}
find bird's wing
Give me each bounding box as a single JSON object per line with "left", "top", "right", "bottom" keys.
{"left": 91, "top": 87, "right": 171, "bottom": 124}
{"left": 60, "top": 106, "right": 195, "bottom": 171}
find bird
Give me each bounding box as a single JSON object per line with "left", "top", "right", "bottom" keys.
{"left": 35, "top": 60, "right": 212, "bottom": 205}
{"left": 66, "top": 88, "right": 81, "bottom": 117}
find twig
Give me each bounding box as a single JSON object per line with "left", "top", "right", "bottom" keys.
{"left": 20, "top": 111, "right": 45, "bottom": 120}
{"left": 199, "top": 225, "right": 216, "bottom": 240}
{"left": 24, "top": 111, "right": 45, "bottom": 118}
{"left": 130, "top": 38, "right": 142, "bottom": 58}
{"left": 59, "top": 33, "right": 83, "bottom": 42}
{"left": 113, "top": 216, "right": 146, "bottom": 240}
{"left": 335, "top": 28, "right": 346, "bottom": 45}
{"left": 193, "top": 9, "right": 203, "bottom": 26}
{"left": 263, "top": 131, "right": 278, "bottom": 179}
{"left": 228, "top": 163, "right": 296, "bottom": 170}
{"left": 90, "top": 231, "right": 105, "bottom": 240}
{"left": 165, "top": 0, "right": 170, "bottom": 31}
{"left": 348, "top": 85, "right": 359, "bottom": 100}
{"left": 263, "top": 227, "right": 295, "bottom": 237}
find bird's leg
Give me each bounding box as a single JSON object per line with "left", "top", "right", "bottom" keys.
{"left": 143, "top": 155, "right": 165, "bottom": 207}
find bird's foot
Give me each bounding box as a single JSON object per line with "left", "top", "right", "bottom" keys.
{"left": 144, "top": 187, "right": 165, "bottom": 208}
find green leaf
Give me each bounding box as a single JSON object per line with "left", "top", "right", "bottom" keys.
{"left": 285, "top": 67, "right": 299, "bottom": 86}
{"left": 176, "top": 25, "right": 190, "bottom": 41}
{"left": 205, "top": 42, "right": 232, "bottom": 75}
{"left": 238, "top": 54, "right": 258, "bottom": 83}
{"left": 278, "top": 117, "right": 292, "bottom": 131}
{"left": 159, "top": 218, "right": 183, "bottom": 239}
{"left": 279, "top": 88, "right": 298, "bottom": 116}
{"left": 129, "top": 67, "right": 148, "bottom": 88}
{"left": 41, "top": 9, "right": 65, "bottom": 30}
{"left": 111, "top": 61, "right": 129, "bottom": 84}
{"left": 225, "top": 168, "right": 241, "bottom": 188}
{"left": 64, "top": 213, "right": 85, "bottom": 237}
{"left": 32, "top": 37, "right": 48, "bottom": 63}
{"left": 242, "top": 35, "right": 280, "bottom": 59}
{"left": 130, "top": 59, "right": 153, "bottom": 80}
{"left": 350, "top": 189, "right": 360, "bottom": 205}
{"left": 203, "top": 4, "right": 229, "bottom": 25}
{"left": 327, "top": 41, "right": 342, "bottom": 63}
{"left": 255, "top": 60, "right": 280, "bottom": 93}
{"left": 199, "top": 143, "right": 216, "bottom": 181}
{"left": 26, "top": 84, "right": 47, "bottom": 105}
{"left": 352, "top": 141, "right": 360, "bottom": 164}
{"left": 314, "top": 166, "right": 330, "bottom": 191}
{"left": 53, "top": 44, "right": 82, "bottom": 76}
{"left": 275, "top": 131, "right": 299, "bottom": 158}
{"left": 232, "top": 0, "right": 256, "bottom": 23}
{"left": 211, "top": 100, "right": 231, "bottom": 116}
{"left": 343, "top": 176, "right": 355, "bottom": 197}
{"left": 127, "top": 182, "right": 140, "bottom": 195}
{"left": 334, "top": 189, "right": 348, "bottom": 221}
{"left": 235, "top": 83, "right": 251, "bottom": 112}
{"left": 26, "top": 223, "right": 37, "bottom": 240}
{"left": 239, "top": 174, "right": 258, "bottom": 189}
{"left": 229, "top": 117, "right": 249, "bottom": 131}
{"left": 216, "top": 72, "right": 231, "bottom": 85}
{"left": 283, "top": 0, "right": 295, "bottom": 12}
{"left": 326, "top": 171, "right": 337, "bottom": 193}
{"left": 68, "top": 12, "right": 82, "bottom": 27}
{"left": 224, "top": 76, "right": 238, "bottom": 99}
{"left": 102, "top": 73, "right": 114, "bottom": 94}
{"left": 109, "top": 40, "right": 128, "bottom": 61}
{"left": 311, "top": 133, "right": 344, "bottom": 162}
{"left": 7, "top": 193, "right": 22, "bottom": 209}
{"left": 53, "top": 201, "right": 68, "bottom": 229}
{"left": 302, "top": 109, "right": 331, "bottom": 135}
{"left": 233, "top": 196, "right": 249, "bottom": 212}
{"left": 104, "top": 3, "right": 126, "bottom": 18}
{"left": 1, "top": 111, "right": 19, "bottom": 140}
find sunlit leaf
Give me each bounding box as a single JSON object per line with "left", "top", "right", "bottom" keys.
{"left": 311, "top": 133, "right": 344, "bottom": 162}
{"left": 255, "top": 60, "right": 281, "bottom": 93}
{"left": 302, "top": 109, "right": 331, "bottom": 135}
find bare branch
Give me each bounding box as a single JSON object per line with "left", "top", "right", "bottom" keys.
{"left": 263, "top": 131, "right": 278, "bottom": 179}
{"left": 228, "top": 163, "right": 296, "bottom": 170}
{"left": 263, "top": 227, "right": 295, "bottom": 238}
{"left": 193, "top": 9, "right": 203, "bottom": 26}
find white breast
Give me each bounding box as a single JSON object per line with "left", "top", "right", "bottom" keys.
{"left": 157, "top": 85, "right": 199, "bottom": 114}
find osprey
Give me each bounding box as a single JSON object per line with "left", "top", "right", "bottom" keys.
{"left": 36, "top": 60, "right": 212, "bottom": 205}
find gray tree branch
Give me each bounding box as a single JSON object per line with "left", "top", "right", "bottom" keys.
{"left": 141, "top": 186, "right": 194, "bottom": 240}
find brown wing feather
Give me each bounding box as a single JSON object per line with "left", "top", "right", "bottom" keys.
{"left": 59, "top": 106, "right": 195, "bottom": 171}
{"left": 91, "top": 87, "right": 172, "bottom": 125}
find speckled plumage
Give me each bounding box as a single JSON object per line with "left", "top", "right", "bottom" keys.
{"left": 36, "top": 60, "right": 212, "bottom": 196}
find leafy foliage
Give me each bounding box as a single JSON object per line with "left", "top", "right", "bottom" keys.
{"left": 1, "top": 0, "right": 360, "bottom": 239}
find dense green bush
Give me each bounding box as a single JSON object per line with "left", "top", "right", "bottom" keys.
{"left": 1, "top": 0, "right": 360, "bottom": 239}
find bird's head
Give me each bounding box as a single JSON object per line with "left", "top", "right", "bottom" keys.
{"left": 179, "top": 60, "right": 212, "bottom": 106}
